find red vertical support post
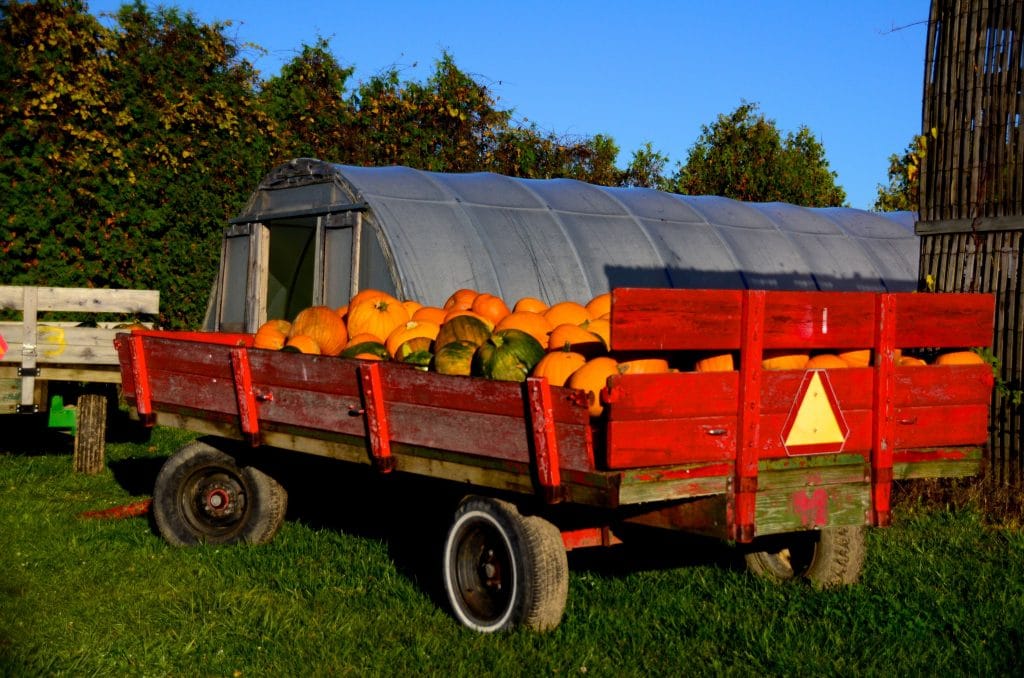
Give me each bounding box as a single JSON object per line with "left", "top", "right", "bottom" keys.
{"left": 128, "top": 333, "right": 155, "bottom": 426}
{"left": 358, "top": 361, "right": 394, "bottom": 472}
{"left": 526, "top": 376, "right": 564, "bottom": 503}
{"left": 871, "top": 293, "right": 897, "bottom": 526}
{"left": 229, "top": 347, "right": 261, "bottom": 447}
{"left": 734, "top": 290, "right": 765, "bottom": 543}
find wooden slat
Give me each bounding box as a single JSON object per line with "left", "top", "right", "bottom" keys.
{"left": 611, "top": 288, "right": 742, "bottom": 351}
{"left": 891, "top": 292, "right": 995, "bottom": 346}
{"left": 0, "top": 286, "right": 158, "bottom": 314}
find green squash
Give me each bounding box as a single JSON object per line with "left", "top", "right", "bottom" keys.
{"left": 433, "top": 340, "right": 477, "bottom": 376}
{"left": 340, "top": 340, "right": 390, "bottom": 360}
{"left": 435, "top": 314, "right": 491, "bottom": 349}
{"left": 472, "top": 329, "right": 546, "bottom": 382}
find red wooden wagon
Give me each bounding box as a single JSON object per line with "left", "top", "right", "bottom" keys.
{"left": 116, "top": 288, "right": 995, "bottom": 632}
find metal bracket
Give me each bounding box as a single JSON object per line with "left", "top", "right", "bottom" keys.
{"left": 18, "top": 366, "right": 39, "bottom": 377}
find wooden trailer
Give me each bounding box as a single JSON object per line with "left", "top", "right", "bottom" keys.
{"left": 116, "top": 288, "right": 994, "bottom": 632}
{"left": 1, "top": 285, "right": 159, "bottom": 473}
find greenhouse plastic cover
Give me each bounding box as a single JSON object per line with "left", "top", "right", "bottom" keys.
{"left": 245, "top": 160, "right": 919, "bottom": 307}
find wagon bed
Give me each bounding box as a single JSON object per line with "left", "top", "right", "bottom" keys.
{"left": 116, "top": 288, "right": 994, "bottom": 544}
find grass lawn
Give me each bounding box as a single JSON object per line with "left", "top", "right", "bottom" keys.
{"left": 2, "top": 418, "right": 1023, "bottom": 676}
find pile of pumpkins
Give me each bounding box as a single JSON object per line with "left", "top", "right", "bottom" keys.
{"left": 252, "top": 288, "right": 984, "bottom": 417}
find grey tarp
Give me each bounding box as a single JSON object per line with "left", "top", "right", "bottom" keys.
{"left": 236, "top": 159, "right": 919, "bottom": 308}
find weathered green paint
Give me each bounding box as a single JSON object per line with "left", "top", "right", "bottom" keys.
{"left": 755, "top": 483, "right": 870, "bottom": 536}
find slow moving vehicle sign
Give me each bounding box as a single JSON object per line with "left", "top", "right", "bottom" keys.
{"left": 782, "top": 369, "right": 850, "bottom": 455}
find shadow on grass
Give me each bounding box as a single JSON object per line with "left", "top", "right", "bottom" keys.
{"left": 0, "top": 413, "right": 74, "bottom": 456}
{"left": 108, "top": 456, "right": 166, "bottom": 497}
{"left": 264, "top": 451, "right": 744, "bottom": 609}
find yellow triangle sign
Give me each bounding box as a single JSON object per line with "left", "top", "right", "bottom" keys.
{"left": 784, "top": 372, "right": 846, "bottom": 448}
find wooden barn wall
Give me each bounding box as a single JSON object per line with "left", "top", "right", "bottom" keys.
{"left": 918, "top": 227, "right": 1023, "bottom": 484}
{"left": 919, "top": 1, "right": 1024, "bottom": 485}
{"left": 921, "top": 0, "right": 1023, "bottom": 221}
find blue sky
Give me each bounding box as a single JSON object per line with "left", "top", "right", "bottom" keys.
{"left": 87, "top": 1, "right": 929, "bottom": 210}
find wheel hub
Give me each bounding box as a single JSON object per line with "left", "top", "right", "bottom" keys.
{"left": 196, "top": 478, "right": 242, "bottom": 520}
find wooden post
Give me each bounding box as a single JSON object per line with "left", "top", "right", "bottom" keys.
{"left": 73, "top": 393, "right": 107, "bottom": 474}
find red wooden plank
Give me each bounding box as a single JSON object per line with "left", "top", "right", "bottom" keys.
{"left": 761, "top": 291, "right": 876, "bottom": 350}
{"left": 605, "top": 372, "right": 738, "bottom": 420}
{"left": 229, "top": 347, "right": 261, "bottom": 446}
{"left": 735, "top": 290, "right": 765, "bottom": 542}
{"left": 128, "top": 334, "right": 154, "bottom": 425}
{"left": 610, "top": 288, "right": 743, "bottom": 351}
{"left": 527, "top": 377, "right": 563, "bottom": 502}
{"left": 759, "top": 369, "right": 873, "bottom": 414}
{"left": 871, "top": 294, "right": 897, "bottom": 526}
{"left": 379, "top": 364, "right": 588, "bottom": 423}
{"left": 358, "top": 361, "right": 394, "bottom": 472}
{"left": 147, "top": 369, "right": 239, "bottom": 418}
{"left": 606, "top": 416, "right": 737, "bottom": 468}
{"left": 255, "top": 385, "right": 368, "bottom": 438}
{"left": 894, "top": 364, "right": 994, "bottom": 406}
{"left": 246, "top": 349, "right": 363, "bottom": 397}
{"left": 892, "top": 292, "right": 995, "bottom": 347}
{"left": 893, "top": 404, "right": 992, "bottom": 448}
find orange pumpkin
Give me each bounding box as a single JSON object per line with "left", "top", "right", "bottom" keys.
{"left": 898, "top": 356, "right": 928, "bottom": 367}
{"left": 346, "top": 331, "right": 385, "bottom": 347}
{"left": 412, "top": 305, "right": 447, "bottom": 325}
{"left": 567, "top": 357, "right": 620, "bottom": 417}
{"left": 696, "top": 353, "right": 734, "bottom": 372}
{"left": 385, "top": 320, "right": 440, "bottom": 358}
{"left": 618, "top": 358, "right": 670, "bottom": 375}
{"left": 349, "top": 288, "right": 400, "bottom": 308}
{"left": 513, "top": 296, "right": 548, "bottom": 313}
{"left": 335, "top": 305, "right": 348, "bottom": 322}
{"left": 494, "top": 311, "right": 554, "bottom": 347}
{"left": 805, "top": 354, "right": 850, "bottom": 369}
{"left": 544, "top": 300, "right": 589, "bottom": 327}
{"left": 935, "top": 350, "right": 984, "bottom": 365}
{"left": 346, "top": 296, "right": 410, "bottom": 342}
{"left": 254, "top": 322, "right": 288, "bottom": 350}
{"left": 762, "top": 351, "right": 809, "bottom": 370}
{"left": 443, "top": 288, "right": 479, "bottom": 311}
{"left": 581, "top": 317, "right": 610, "bottom": 349}
{"left": 546, "top": 323, "right": 605, "bottom": 355}
{"left": 401, "top": 299, "right": 423, "bottom": 316}
{"left": 585, "top": 292, "right": 611, "bottom": 320}
{"left": 284, "top": 334, "right": 321, "bottom": 355}
{"left": 263, "top": 318, "right": 292, "bottom": 335}
{"left": 470, "top": 293, "right": 511, "bottom": 326}
{"left": 838, "top": 349, "right": 871, "bottom": 367}
{"left": 288, "top": 306, "right": 347, "bottom": 356}
{"left": 352, "top": 352, "right": 383, "bottom": 361}
{"left": 532, "top": 350, "right": 587, "bottom": 387}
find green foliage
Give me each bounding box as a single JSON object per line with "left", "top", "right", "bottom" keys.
{"left": 673, "top": 101, "right": 847, "bottom": 206}
{"left": 0, "top": 0, "right": 275, "bottom": 328}
{"left": 874, "top": 133, "right": 928, "bottom": 212}
{"left": 622, "top": 141, "right": 671, "bottom": 190}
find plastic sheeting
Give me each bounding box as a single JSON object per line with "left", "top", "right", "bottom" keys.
{"left": 238, "top": 159, "right": 919, "bottom": 307}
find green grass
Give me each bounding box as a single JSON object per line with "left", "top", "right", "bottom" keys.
{"left": 2, "top": 420, "right": 1023, "bottom": 676}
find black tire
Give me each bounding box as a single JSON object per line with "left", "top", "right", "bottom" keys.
{"left": 443, "top": 497, "right": 568, "bottom": 632}
{"left": 152, "top": 439, "right": 287, "bottom": 547}
{"left": 744, "top": 526, "right": 866, "bottom": 588}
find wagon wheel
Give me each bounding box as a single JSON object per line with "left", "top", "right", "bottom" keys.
{"left": 152, "top": 439, "right": 287, "bottom": 547}
{"left": 442, "top": 496, "right": 568, "bottom": 632}
{"left": 743, "top": 526, "right": 866, "bottom": 588}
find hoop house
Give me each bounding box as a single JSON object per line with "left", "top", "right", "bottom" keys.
{"left": 206, "top": 159, "right": 917, "bottom": 331}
